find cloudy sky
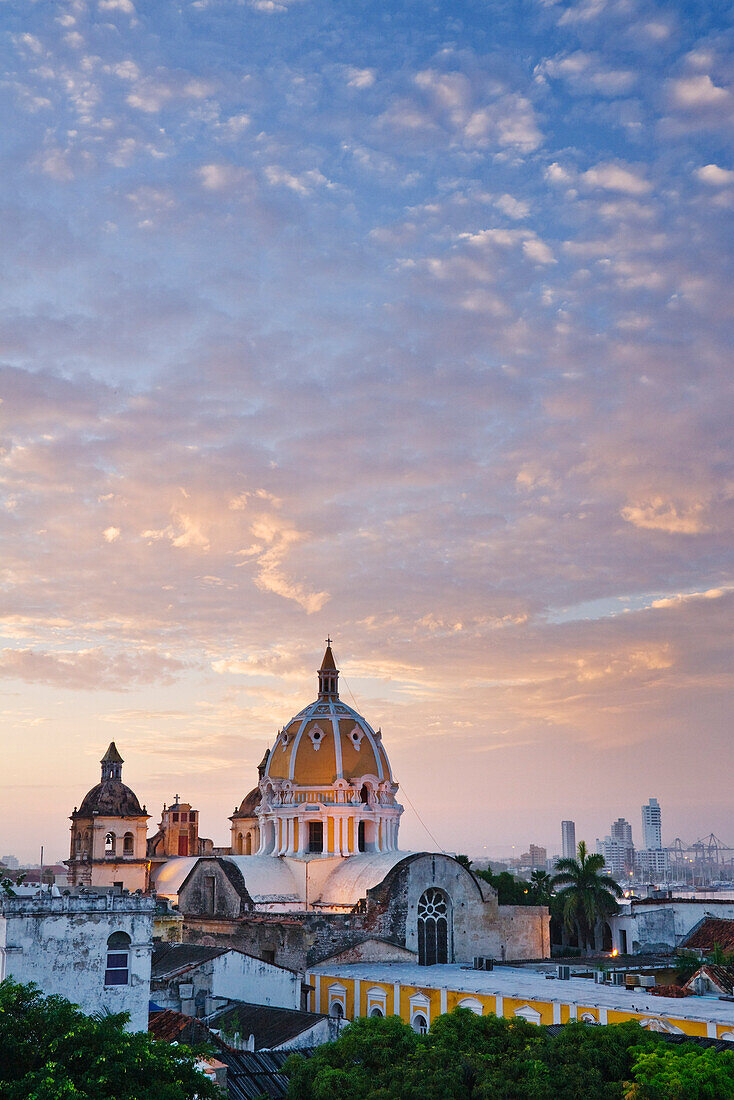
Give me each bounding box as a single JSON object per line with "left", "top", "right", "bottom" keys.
{"left": 0, "top": 0, "right": 732, "bottom": 864}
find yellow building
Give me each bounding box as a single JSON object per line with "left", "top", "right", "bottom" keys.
{"left": 307, "top": 961, "right": 734, "bottom": 1041}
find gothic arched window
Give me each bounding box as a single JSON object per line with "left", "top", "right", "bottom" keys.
{"left": 417, "top": 887, "right": 449, "bottom": 966}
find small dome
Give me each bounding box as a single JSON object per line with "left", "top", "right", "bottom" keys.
{"left": 75, "top": 781, "right": 146, "bottom": 819}
{"left": 234, "top": 786, "right": 261, "bottom": 818}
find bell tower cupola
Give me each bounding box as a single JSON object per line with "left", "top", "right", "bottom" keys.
{"left": 101, "top": 742, "right": 123, "bottom": 782}
{"left": 317, "top": 639, "right": 339, "bottom": 699}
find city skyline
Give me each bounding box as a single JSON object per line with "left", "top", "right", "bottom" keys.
{"left": 0, "top": 0, "right": 732, "bottom": 862}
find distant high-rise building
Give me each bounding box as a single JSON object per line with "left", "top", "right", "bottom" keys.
{"left": 611, "top": 818, "right": 633, "bottom": 846}
{"left": 642, "top": 798, "right": 662, "bottom": 850}
{"left": 528, "top": 844, "right": 547, "bottom": 869}
{"left": 1, "top": 854, "right": 19, "bottom": 870}
{"left": 597, "top": 835, "right": 631, "bottom": 879}
{"left": 636, "top": 847, "right": 669, "bottom": 881}
{"left": 604, "top": 818, "right": 635, "bottom": 875}
{"left": 561, "top": 820, "right": 576, "bottom": 860}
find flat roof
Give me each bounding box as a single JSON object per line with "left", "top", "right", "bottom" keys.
{"left": 309, "top": 961, "right": 734, "bottom": 1027}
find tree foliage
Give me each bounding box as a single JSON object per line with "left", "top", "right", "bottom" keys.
{"left": 474, "top": 866, "right": 538, "bottom": 906}
{"left": 285, "top": 1011, "right": 727, "bottom": 1100}
{"left": 626, "top": 1046, "right": 734, "bottom": 1099}
{"left": 0, "top": 979, "right": 219, "bottom": 1100}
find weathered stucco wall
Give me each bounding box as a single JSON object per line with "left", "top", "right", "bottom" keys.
{"left": 610, "top": 900, "right": 734, "bottom": 955}
{"left": 0, "top": 893, "right": 154, "bottom": 1032}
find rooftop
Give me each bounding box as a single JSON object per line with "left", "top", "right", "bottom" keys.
{"left": 681, "top": 917, "right": 734, "bottom": 953}
{"left": 309, "top": 961, "right": 734, "bottom": 1028}
{"left": 210, "top": 1002, "right": 328, "bottom": 1050}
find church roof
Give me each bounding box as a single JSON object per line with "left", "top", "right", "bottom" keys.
{"left": 75, "top": 781, "right": 146, "bottom": 819}
{"left": 312, "top": 851, "right": 412, "bottom": 907}
{"left": 101, "top": 741, "right": 123, "bottom": 764}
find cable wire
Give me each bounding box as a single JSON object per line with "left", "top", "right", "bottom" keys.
{"left": 334, "top": 646, "right": 446, "bottom": 854}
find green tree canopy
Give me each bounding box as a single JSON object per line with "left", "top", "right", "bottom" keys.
{"left": 285, "top": 1011, "right": 721, "bottom": 1100}
{"left": 0, "top": 979, "right": 219, "bottom": 1100}
{"left": 627, "top": 1045, "right": 734, "bottom": 1099}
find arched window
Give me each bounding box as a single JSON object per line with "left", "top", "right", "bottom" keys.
{"left": 369, "top": 1006, "right": 383, "bottom": 1017}
{"left": 123, "top": 832, "right": 134, "bottom": 855}
{"left": 360, "top": 784, "right": 370, "bottom": 803}
{"left": 104, "top": 833, "right": 115, "bottom": 856}
{"left": 412, "top": 1013, "right": 428, "bottom": 1034}
{"left": 74, "top": 833, "right": 81, "bottom": 852}
{"left": 104, "top": 931, "right": 130, "bottom": 986}
{"left": 329, "top": 1001, "right": 344, "bottom": 1018}
{"left": 358, "top": 821, "right": 366, "bottom": 852}
{"left": 417, "top": 888, "right": 450, "bottom": 966}
{"left": 245, "top": 832, "right": 252, "bottom": 855}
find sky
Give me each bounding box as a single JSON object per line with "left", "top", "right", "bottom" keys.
{"left": 0, "top": 0, "right": 732, "bottom": 865}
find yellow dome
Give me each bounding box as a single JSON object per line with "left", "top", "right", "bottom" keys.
{"left": 264, "top": 644, "right": 393, "bottom": 788}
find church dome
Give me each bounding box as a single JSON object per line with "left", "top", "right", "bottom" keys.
{"left": 76, "top": 781, "right": 145, "bottom": 818}
{"left": 264, "top": 644, "right": 393, "bottom": 788}
{"left": 234, "top": 786, "right": 261, "bottom": 817}
{"left": 72, "top": 743, "right": 147, "bottom": 820}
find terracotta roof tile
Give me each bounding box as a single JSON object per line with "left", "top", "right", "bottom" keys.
{"left": 681, "top": 917, "right": 734, "bottom": 953}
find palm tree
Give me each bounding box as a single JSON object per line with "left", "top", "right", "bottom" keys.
{"left": 552, "top": 841, "right": 624, "bottom": 954}
{"left": 528, "top": 869, "right": 553, "bottom": 906}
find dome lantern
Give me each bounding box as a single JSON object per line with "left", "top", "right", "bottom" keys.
{"left": 317, "top": 638, "right": 339, "bottom": 699}
{"left": 100, "top": 742, "right": 123, "bottom": 783}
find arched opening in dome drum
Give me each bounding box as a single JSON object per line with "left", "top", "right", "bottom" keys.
{"left": 308, "top": 821, "right": 323, "bottom": 853}
{"left": 358, "top": 821, "right": 366, "bottom": 852}
{"left": 360, "top": 784, "right": 370, "bottom": 804}
{"left": 417, "top": 887, "right": 450, "bottom": 966}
